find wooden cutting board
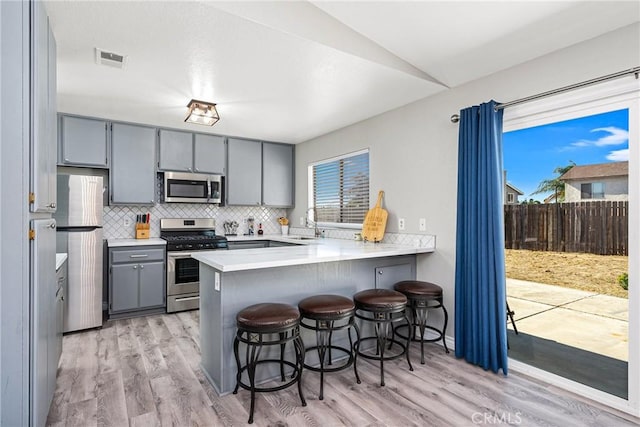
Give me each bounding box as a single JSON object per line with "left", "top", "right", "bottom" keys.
{"left": 362, "top": 190, "right": 388, "bottom": 242}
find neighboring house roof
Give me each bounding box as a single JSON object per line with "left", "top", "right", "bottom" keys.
{"left": 506, "top": 182, "right": 524, "bottom": 195}
{"left": 544, "top": 193, "right": 559, "bottom": 203}
{"left": 560, "top": 161, "right": 628, "bottom": 181}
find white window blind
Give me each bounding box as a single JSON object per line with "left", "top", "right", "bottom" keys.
{"left": 310, "top": 150, "right": 369, "bottom": 225}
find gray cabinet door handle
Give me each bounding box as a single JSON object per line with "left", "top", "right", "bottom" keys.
{"left": 48, "top": 202, "right": 56, "bottom": 208}
{"left": 129, "top": 254, "right": 148, "bottom": 258}
{"left": 140, "top": 265, "right": 144, "bottom": 269}
{"left": 133, "top": 265, "right": 137, "bottom": 269}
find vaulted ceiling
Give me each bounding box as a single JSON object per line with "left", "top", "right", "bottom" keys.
{"left": 45, "top": 1, "right": 640, "bottom": 143}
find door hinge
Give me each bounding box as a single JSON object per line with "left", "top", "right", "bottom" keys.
{"left": 29, "top": 229, "right": 36, "bottom": 240}
{"left": 29, "top": 192, "right": 35, "bottom": 204}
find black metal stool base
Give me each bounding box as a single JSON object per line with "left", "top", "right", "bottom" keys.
{"left": 354, "top": 310, "right": 413, "bottom": 387}
{"left": 233, "top": 327, "right": 306, "bottom": 424}
{"left": 300, "top": 315, "right": 360, "bottom": 400}
{"left": 393, "top": 281, "right": 450, "bottom": 365}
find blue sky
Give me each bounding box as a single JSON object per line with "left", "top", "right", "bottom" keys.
{"left": 503, "top": 109, "right": 629, "bottom": 201}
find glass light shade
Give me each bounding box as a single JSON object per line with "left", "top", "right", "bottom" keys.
{"left": 184, "top": 99, "right": 219, "bottom": 126}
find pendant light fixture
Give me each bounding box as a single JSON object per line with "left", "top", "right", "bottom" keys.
{"left": 184, "top": 99, "right": 220, "bottom": 126}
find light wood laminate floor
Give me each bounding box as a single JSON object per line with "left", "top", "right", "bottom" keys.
{"left": 47, "top": 311, "right": 638, "bottom": 426}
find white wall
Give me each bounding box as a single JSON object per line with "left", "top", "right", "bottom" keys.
{"left": 292, "top": 23, "right": 640, "bottom": 338}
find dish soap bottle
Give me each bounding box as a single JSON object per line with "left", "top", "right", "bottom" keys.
{"left": 257, "top": 223, "right": 264, "bottom": 235}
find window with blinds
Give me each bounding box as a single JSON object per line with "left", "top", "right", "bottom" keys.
{"left": 310, "top": 150, "right": 369, "bottom": 225}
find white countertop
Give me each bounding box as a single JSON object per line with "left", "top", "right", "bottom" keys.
{"left": 56, "top": 253, "right": 68, "bottom": 271}
{"left": 107, "top": 238, "right": 167, "bottom": 248}
{"left": 192, "top": 236, "right": 434, "bottom": 272}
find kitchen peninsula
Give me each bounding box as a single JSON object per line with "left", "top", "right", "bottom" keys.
{"left": 192, "top": 236, "right": 435, "bottom": 394}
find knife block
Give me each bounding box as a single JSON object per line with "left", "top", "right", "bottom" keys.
{"left": 135, "top": 223, "right": 150, "bottom": 239}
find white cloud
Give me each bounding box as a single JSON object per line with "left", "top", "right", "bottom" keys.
{"left": 570, "top": 126, "right": 628, "bottom": 148}
{"left": 606, "top": 149, "right": 629, "bottom": 161}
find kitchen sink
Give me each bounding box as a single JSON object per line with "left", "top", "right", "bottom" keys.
{"left": 287, "top": 236, "right": 317, "bottom": 240}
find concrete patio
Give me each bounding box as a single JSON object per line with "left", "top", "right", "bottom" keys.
{"left": 506, "top": 278, "right": 629, "bottom": 398}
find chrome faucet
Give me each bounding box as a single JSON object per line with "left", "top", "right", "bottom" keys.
{"left": 306, "top": 207, "right": 321, "bottom": 237}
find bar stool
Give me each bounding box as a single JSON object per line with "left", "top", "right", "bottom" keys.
{"left": 353, "top": 289, "right": 413, "bottom": 386}
{"left": 233, "top": 303, "right": 306, "bottom": 424}
{"left": 393, "top": 280, "right": 449, "bottom": 365}
{"left": 298, "top": 294, "right": 361, "bottom": 400}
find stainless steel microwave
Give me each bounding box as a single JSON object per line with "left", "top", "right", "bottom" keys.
{"left": 163, "top": 171, "right": 222, "bottom": 204}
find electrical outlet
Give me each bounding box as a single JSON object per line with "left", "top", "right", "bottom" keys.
{"left": 419, "top": 218, "right": 426, "bottom": 231}
{"left": 123, "top": 217, "right": 131, "bottom": 227}
{"left": 398, "top": 218, "right": 405, "bottom": 230}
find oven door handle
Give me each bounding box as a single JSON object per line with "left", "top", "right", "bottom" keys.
{"left": 174, "top": 296, "right": 200, "bottom": 302}
{"left": 167, "top": 252, "right": 194, "bottom": 258}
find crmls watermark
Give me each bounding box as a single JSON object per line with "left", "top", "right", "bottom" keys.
{"left": 471, "top": 411, "right": 523, "bottom": 425}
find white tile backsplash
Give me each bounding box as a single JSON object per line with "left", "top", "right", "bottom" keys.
{"left": 104, "top": 204, "right": 287, "bottom": 239}
{"left": 104, "top": 175, "right": 286, "bottom": 239}
{"left": 287, "top": 226, "right": 435, "bottom": 248}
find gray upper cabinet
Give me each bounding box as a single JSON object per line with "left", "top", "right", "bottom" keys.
{"left": 227, "top": 138, "right": 294, "bottom": 207}
{"left": 30, "top": 6, "right": 57, "bottom": 213}
{"left": 158, "top": 129, "right": 193, "bottom": 172}
{"left": 262, "top": 142, "right": 294, "bottom": 207}
{"left": 59, "top": 115, "right": 109, "bottom": 167}
{"left": 194, "top": 134, "right": 225, "bottom": 174}
{"left": 110, "top": 123, "right": 157, "bottom": 205}
{"left": 227, "top": 138, "right": 262, "bottom": 205}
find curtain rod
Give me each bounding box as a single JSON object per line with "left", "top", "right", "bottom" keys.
{"left": 450, "top": 66, "right": 640, "bottom": 123}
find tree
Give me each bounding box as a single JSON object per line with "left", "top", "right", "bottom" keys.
{"left": 531, "top": 161, "right": 576, "bottom": 203}
{"left": 521, "top": 198, "right": 541, "bottom": 205}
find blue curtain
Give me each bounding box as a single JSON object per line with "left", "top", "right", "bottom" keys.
{"left": 454, "top": 100, "right": 508, "bottom": 374}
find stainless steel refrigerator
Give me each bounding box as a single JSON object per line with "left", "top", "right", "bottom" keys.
{"left": 54, "top": 174, "right": 104, "bottom": 332}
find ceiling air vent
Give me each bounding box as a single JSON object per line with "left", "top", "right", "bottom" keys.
{"left": 95, "top": 48, "right": 127, "bottom": 69}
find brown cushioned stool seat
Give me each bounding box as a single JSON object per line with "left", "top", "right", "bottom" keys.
{"left": 298, "top": 295, "right": 360, "bottom": 400}
{"left": 394, "top": 280, "right": 443, "bottom": 297}
{"left": 233, "top": 302, "right": 306, "bottom": 424}
{"left": 299, "top": 294, "right": 355, "bottom": 320}
{"left": 353, "top": 289, "right": 413, "bottom": 387}
{"left": 393, "top": 280, "right": 449, "bottom": 364}
{"left": 237, "top": 303, "right": 301, "bottom": 332}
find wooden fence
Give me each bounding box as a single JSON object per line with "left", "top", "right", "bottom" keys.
{"left": 504, "top": 201, "right": 628, "bottom": 255}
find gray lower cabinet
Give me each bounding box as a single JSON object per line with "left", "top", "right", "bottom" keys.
{"left": 53, "top": 261, "right": 66, "bottom": 374}
{"left": 110, "top": 123, "right": 157, "bottom": 205}
{"left": 374, "top": 263, "right": 414, "bottom": 289}
{"left": 227, "top": 138, "right": 262, "bottom": 205}
{"left": 30, "top": 218, "right": 58, "bottom": 427}
{"left": 194, "top": 133, "right": 225, "bottom": 174}
{"left": 109, "top": 246, "right": 166, "bottom": 316}
{"left": 158, "top": 129, "right": 193, "bottom": 172}
{"left": 58, "top": 115, "right": 109, "bottom": 167}
{"left": 262, "top": 142, "right": 294, "bottom": 207}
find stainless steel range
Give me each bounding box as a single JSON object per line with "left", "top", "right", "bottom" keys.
{"left": 160, "top": 218, "right": 228, "bottom": 313}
